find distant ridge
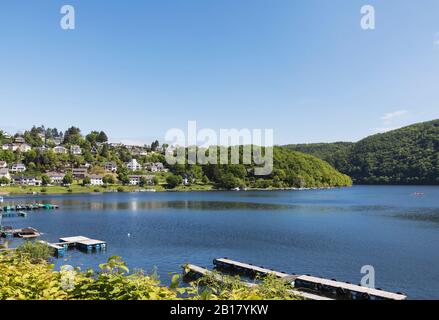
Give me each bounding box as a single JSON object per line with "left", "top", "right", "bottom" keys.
{"left": 284, "top": 119, "right": 439, "bottom": 185}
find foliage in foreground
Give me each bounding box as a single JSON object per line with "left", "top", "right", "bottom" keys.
{"left": 0, "top": 244, "right": 299, "bottom": 300}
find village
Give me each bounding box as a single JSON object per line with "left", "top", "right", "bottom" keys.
{"left": 0, "top": 127, "right": 182, "bottom": 190}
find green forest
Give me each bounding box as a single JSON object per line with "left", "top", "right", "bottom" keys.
{"left": 284, "top": 119, "right": 439, "bottom": 185}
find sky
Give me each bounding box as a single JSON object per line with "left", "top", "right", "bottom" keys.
{"left": 0, "top": 0, "right": 439, "bottom": 145}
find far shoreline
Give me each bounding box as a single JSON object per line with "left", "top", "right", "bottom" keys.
{"left": 0, "top": 185, "right": 351, "bottom": 197}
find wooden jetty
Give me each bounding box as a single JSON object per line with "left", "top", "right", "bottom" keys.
{"left": 183, "top": 264, "right": 332, "bottom": 301}
{"left": 37, "top": 236, "right": 107, "bottom": 257}
{"left": 1, "top": 211, "right": 28, "bottom": 218}
{"left": 0, "top": 204, "right": 59, "bottom": 212}
{"left": 212, "top": 258, "right": 407, "bottom": 301}
{"left": 294, "top": 275, "right": 407, "bottom": 301}
{"left": 38, "top": 240, "right": 68, "bottom": 257}
{"left": 213, "top": 257, "right": 292, "bottom": 279}
{"left": 1, "top": 227, "right": 41, "bottom": 239}
{"left": 59, "top": 236, "right": 107, "bottom": 252}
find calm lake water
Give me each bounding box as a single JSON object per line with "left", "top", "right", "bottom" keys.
{"left": 2, "top": 186, "right": 439, "bottom": 299}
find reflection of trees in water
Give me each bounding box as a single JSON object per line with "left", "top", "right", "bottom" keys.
{"left": 67, "top": 201, "right": 294, "bottom": 211}
{"left": 393, "top": 208, "right": 439, "bottom": 223}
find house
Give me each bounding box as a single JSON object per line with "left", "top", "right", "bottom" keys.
{"left": 10, "top": 163, "right": 26, "bottom": 173}
{"left": 0, "top": 161, "right": 7, "bottom": 168}
{"left": 1, "top": 143, "right": 29, "bottom": 152}
{"left": 53, "top": 146, "right": 68, "bottom": 154}
{"left": 89, "top": 174, "right": 104, "bottom": 186}
{"left": 126, "top": 159, "right": 142, "bottom": 171}
{"left": 14, "top": 136, "right": 25, "bottom": 144}
{"left": 2, "top": 144, "right": 14, "bottom": 151}
{"left": 53, "top": 137, "right": 63, "bottom": 146}
{"left": 18, "top": 144, "right": 32, "bottom": 152}
{"left": 104, "top": 162, "right": 118, "bottom": 172}
{"left": 110, "top": 142, "right": 123, "bottom": 148}
{"left": 146, "top": 162, "right": 166, "bottom": 172}
{"left": 36, "top": 146, "right": 48, "bottom": 153}
{"left": 11, "top": 176, "right": 42, "bottom": 186}
{"left": 46, "top": 172, "right": 65, "bottom": 185}
{"left": 128, "top": 175, "right": 154, "bottom": 186}
{"left": 130, "top": 147, "right": 148, "bottom": 157}
{"left": 70, "top": 145, "right": 82, "bottom": 155}
{"left": 0, "top": 168, "right": 10, "bottom": 180}
{"left": 72, "top": 167, "right": 88, "bottom": 179}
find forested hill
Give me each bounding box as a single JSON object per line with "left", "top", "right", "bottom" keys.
{"left": 284, "top": 120, "right": 439, "bottom": 185}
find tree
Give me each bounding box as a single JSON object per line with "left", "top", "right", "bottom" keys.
{"left": 63, "top": 172, "right": 73, "bottom": 185}
{"left": 152, "top": 176, "right": 159, "bottom": 186}
{"left": 0, "top": 177, "right": 9, "bottom": 185}
{"left": 82, "top": 176, "right": 91, "bottom": 186}
{"left": 63, "top": 127, "right": 82, "bottom": 145}
{"left": 139, "top": 176, "right": 148, "bottom": 187}
{"left": 217, "top": 173, "right": 244, "bottom": 190}
{"left": 202, "top": 175, "right": 210, "bottom": 184}
{"left": 41, "top": 174, "right": 51, "bottom": 186}
{"left": 166, "top": 174, "right": 182, "bottom": 189}
{"left": 151, "top": 140, "right": 160, "bottom": 151}
{"left": 100, "top": 144, "right": 109, "bottom": 158}
{"left": 103, "top": 174, "right": 115, "bottom": 185}
{"left": 86, "top": 131, "right": 99, "bottom": 145}
{"left": 97, "top": 131, "right": 108, "bottom": 143}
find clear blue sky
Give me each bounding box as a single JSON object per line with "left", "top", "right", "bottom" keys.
{"left": 1, "top": 0, "right": 438, "bottom": 145}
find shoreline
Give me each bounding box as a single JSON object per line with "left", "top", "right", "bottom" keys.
{"left": 0, "top": 185, "right": 346, "bottom": 197}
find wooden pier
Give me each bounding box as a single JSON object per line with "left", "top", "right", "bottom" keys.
{"left": 59, "top": 236, "right": 107, "bottom": 253}
{"left": 1, "top": 204, "right": 59, "bottom": 212}
{"left": 294, "top": 275, "right": 407, "bottom": 301}
{"left": 183, "top": 264, "right": 332, "bottom": 301}
{"left": 1, "top": 211, "right": 27, "bottom": 218}
{"left": 213, "top": 258, "right": 293, "bottom": 279}
{"left": 212, "top": 258, "right": 407, "bottom": 301}
{"left": 38, "top": 236, "right": 107, "bottom": 257}
{"left": 1, "top": 227, "right": 41, "bottom": 239}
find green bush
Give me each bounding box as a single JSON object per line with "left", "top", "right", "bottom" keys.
{"left": 0, "top": 252, "right": 301, "bottom": 300}
{"left": 15, "top": 241, "right": 54, "bottom": 263}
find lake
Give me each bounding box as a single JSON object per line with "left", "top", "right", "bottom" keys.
{"left": 2, "top": 185, "right": 439, "bottom": 299}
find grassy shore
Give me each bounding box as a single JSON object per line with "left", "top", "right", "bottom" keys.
{"left": 0, "top": 183, "right": 215, "bottom": 195}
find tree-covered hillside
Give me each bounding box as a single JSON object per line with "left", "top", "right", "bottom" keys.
{"left": 284, "top": 120, "right": 439, "bottom": 185}
{"left": 168, "top": 146, "right": 352, "bottom": 189}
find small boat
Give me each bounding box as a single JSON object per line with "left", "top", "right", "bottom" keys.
{"left": 18, "top": 211, "right": 28, "bottom": 217}
{"left": 18, "top": 228, "right": 41, "bottom": 239}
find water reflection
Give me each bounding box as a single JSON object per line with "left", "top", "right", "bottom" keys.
{"left": 72, "top": 200, "right": 295, "bottom": 211}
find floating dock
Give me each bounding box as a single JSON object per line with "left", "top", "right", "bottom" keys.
{"left": 0, "top": 204, "right": 59, "bottom": 212}
{"left": 38, "top": 236, "right": 107, "bottom": 257}
{"left": 213, "top": 257, "right": 293, "bottom": 279}
{"left": 1, "top": 227, "right": 41, "bottom": 239}
{"left": 38, "top": 240, "right": 68, "bottom": 257}
{"left": 59, "top": 236, "right": 107, "bottom": 253}
{"left": 1, "top": 211, "right": 27, "bottom": 218}
{"left": 212, "top": 258, "right": 407, "bottom": 301}
{"left": 294, "top": 275, "right": 407, "bottom": 301}
{"left": 183, "top": 264, "right": 332, "bottom": 301}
